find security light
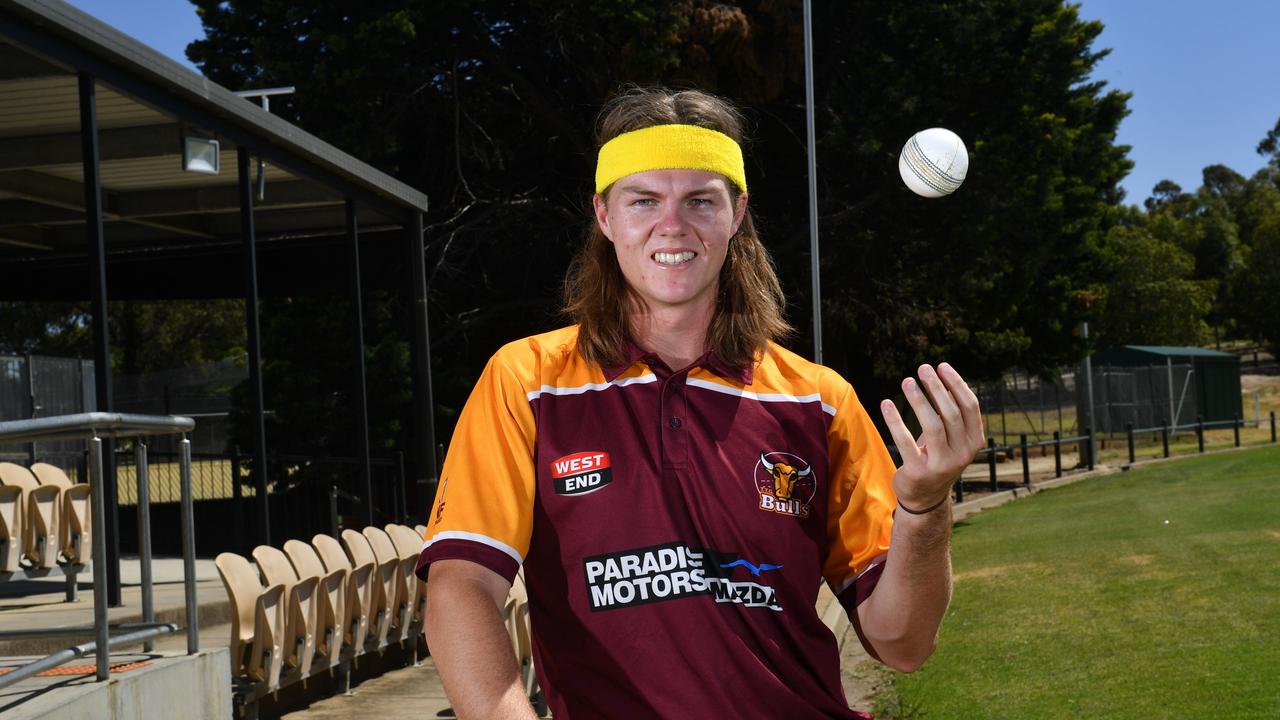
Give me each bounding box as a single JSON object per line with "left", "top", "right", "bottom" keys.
{"left": 182, "top": 136, "right": 220, "bottom": 174}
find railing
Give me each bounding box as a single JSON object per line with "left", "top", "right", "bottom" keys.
{"left": 956, "top": 412, "right": 1278, "bottom": 502}
{"left": 0, "top": 412, "right": 198, "bottom": 687}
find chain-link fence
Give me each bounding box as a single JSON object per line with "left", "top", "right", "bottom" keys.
{"left": 1082, "top": 363, "right": 1197, "bottom": 434}
{"left": 976, "top": 368, "right": 1078, "bottom": 446}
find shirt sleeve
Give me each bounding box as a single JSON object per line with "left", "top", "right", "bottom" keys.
{"left": 415, "top": 351, "right": 538, "bottom": 584}
{"left": 821, "top": 380, "right": 897, "bottom": 611}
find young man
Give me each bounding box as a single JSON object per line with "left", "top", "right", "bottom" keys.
{"left": 419, "top": 87, "right": 984, "bottom": 718}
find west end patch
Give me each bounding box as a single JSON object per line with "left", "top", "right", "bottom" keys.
{"left": 551, "top": 451, "right": 613, "bottom": 496}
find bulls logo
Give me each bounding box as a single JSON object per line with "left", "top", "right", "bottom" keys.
{"left": 754, "top": 451, "right": 815, "bottom": 517}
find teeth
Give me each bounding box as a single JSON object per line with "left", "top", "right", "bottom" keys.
{"left": 654, "top": 251, "right": 695, "bottom": 265}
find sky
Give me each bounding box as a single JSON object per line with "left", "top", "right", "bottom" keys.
{"left": 63, "top": 0, "right": 1280, "bottom": 206}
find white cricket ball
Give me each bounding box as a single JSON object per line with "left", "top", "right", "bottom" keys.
{"left": 898, "top": 128, "right": 969, "bottom": 198}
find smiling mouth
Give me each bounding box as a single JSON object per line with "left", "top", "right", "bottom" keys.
{"left": 653, "top": 251, "right": 696, "bottom": 266}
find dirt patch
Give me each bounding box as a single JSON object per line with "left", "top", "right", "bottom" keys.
{"left": 1265, "top": 530, "right": 1280, "bottom": 541}
{"left": 1119, "top": 554, "right": 1155, "bottom": 566}
{"left": 953, "top": 562, "right": 1041, "bottom": 582}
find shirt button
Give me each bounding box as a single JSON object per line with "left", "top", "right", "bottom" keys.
{"left": 668, "top": 417, "right": 683, "bottom": 429}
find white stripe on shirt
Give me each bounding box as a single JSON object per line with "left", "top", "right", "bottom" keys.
{"left": 686, "top": 377, "right": 837, "bottom": 416}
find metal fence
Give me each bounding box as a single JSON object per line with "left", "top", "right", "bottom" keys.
{"left": 1083, "top": 363, "right": 1198, "bottom": 435}
{"left": 976, "top": 368, "right": 1078, "bottom": 446}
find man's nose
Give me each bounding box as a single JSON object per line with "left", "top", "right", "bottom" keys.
{"left": 654, "top": 203, "right": 689, "bottom": 236}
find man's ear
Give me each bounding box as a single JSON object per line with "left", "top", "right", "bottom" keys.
{"left": 730, "top": 192, "right": 749, "bottom": 235}
{"left": 593, "top": 194, "right": 614, "bottom": 242}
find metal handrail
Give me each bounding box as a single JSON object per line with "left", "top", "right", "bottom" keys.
{"left": 0, "top": 412, "right": 198, "bottom": 687}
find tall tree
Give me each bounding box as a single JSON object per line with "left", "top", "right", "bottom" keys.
{"left": 188, "top": 0, "right": 1131, "bottom": 439}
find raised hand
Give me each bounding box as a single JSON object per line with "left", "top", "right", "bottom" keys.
{"left": 879, "top": 363, "right": 985, "bottom": 514}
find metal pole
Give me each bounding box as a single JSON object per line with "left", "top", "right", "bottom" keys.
{"left": 1081, "top": 322, "right": 1097, "bottom": 467}
{"left": 1085, "top": 426, "right": 1095, "bottom": 470}
{"left": 179, "top": 436, "right": 198, "bottom": 653}
{"left": 1052, "top": 430, "right": 1062, "bottom": 478}
{"left": 802, "top": 0, "right": 822, "bottom": 364}
{"left": 347, "top": 199, "right": 374, "bottom": 527}
{"left": 0, "top": 624, "right": 178, "bottom": 690}
{"left": 408, "top": 213, "right": 439, "bottom": 508}
{"left": 135, "top": 441, "right": 154, "bottom": 653}
{"left": 88, "top": 437, "right": 108, "bottom": 681}
{"left": 1233, "top": 414, "right": 1240, "bottom": 447}
{"left": 1020, "top": 434, "right": 1030, "bottom": 487}
{"left": 987, "top": 438, "right": 997, "bottom": 492}
{"left": 239, "top": 147, "right": 271, "bottom": 547}
{"left": 1126, "top": 422, "right": 1135, "bottom": 465}
{"left": 1162, "top": 419, "right": 1170, "bottom": 458}
{"left": 1272, "top": 411, "right": 1277, "bottom": 443}
{"left": 1196, "top": 416, "right": 1204, "bottom": 453}
{"left": 78, "top": 72, "right": 122, "bottom": 608}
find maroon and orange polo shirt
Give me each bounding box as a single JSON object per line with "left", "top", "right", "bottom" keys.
{"left": 416, "top": 325, "right": 897, "bottom": 718}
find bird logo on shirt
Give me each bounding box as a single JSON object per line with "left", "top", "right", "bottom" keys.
{"left": 719, "top": 559, "right": 784, "bottom": 577}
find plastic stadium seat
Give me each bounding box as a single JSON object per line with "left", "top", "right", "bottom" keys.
{"left": 215, "top": 552, "right": 286, "bottom": 689}
{"left": 364, "top": 526, "right": 413, "bottom": 642}
{"left": 252, "top": 545, "right": 318, "bottom": 677}
{"left": 414, "top": 524, "right": 427, "bottom": 537}
{"left": 343, "top": 529, "right": 395, "bottom": 648}
{"left": 30, "top": 463, "right": 91, "bottom": 565}
{"left": 385, "top": 524, "right": 428, "bottom": 627}
{"left": 283, "top": 538, "right": 346, "bottom": 669}
{"left": 313, "top": 533, "right": 375, "bottom": 652}
{"left": 0, "top": 485, "right": 23, "bottom": 573}
{"left": 0, "top": 463, "right": 60, "bottom": 569}
{"left": 507, "top": 569, "right": 536, "bottom": 698}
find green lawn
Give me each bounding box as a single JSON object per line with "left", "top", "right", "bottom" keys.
{"left": 877, "top": 446, "right": 1280, "bottom": 719}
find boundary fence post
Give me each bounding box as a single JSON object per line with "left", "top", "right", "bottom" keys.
{"left": 1161, "top": 418, "right": 1170, "bottom": 458}
{"left": 1085, "top": 426, "right": 1095, "bottom": 470}
{"left": 1196, "top": 416, "right": 1205, "bottom": 453}
{"left": 1052, "top": 431, "right": 1062, "bottom": 478}
{"left": 1126, "top": 422, "right": 1135, "bottom": 465}
{"left": 987, "top": 438, "right": 998, "bottom": 492}
{"left": 1233, "top": 414, "right": 1240, "bottom": 448}
{"left": 1020, "top": 434, "right": 1030, "bottom": 487}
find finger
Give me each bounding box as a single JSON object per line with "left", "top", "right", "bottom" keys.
{"left": 902, "top": 375, "right": 945, "bottom": 451}
{"left": 880, "top": 398, "right": 920, "bottom": 465}
{"left": 917, "top": 364, "right": 963, "bottom": 449}
{"left": 938, "top": 363, "right": 985, "bottom": 450}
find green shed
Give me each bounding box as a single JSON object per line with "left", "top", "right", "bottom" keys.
{"left": 1088, "top": 345, "right": 1243, "bottom": 431}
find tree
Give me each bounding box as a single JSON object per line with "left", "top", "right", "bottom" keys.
{"left": 187, "top": 0, "right": 1132, "bottom": 440}
{"left": 1091, "top": 220, "right": 1213, "bottom": 346}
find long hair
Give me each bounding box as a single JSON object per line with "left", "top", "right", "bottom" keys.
{"left": 563, "top": 86, "right": 791, "bottom": 370}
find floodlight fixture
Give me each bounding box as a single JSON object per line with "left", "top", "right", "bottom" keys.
{"left": 182, "top": 136, "right": 220, "bottom": 174}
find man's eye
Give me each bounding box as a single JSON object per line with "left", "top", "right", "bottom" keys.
{"left": 689, "top": 198, "right": 713, "bottom": 207}
{"left": 632, "top": 198, "right": 657, "bottom": 206}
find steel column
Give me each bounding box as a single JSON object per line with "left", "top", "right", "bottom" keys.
{"left": 135, "top": 441, "right": 154, "bottom": 652}
{"left": 408, "top": 213, "right": 439, "bottom": 507}
{"left": 347, "top": 199, "right": 374, "bottom": 527}
{"left": 78, "top": 72, "right": 123, "bottom": 608}
{"left": 802, "top": 0, "right": 822, "bottom": 364}
{"left": 239, "top": 147, "right": 271, "bottom": 546}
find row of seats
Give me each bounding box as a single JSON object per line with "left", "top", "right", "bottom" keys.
{"left": 216, "top": 524, "right": 539, "bottom": 710}
{"left": 0, "top": 462, "right": 90, "bottom": 574}
{"left": 215, "top": 524, "right": 428, "bottom": 692}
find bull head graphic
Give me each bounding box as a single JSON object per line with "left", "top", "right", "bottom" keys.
{"left": 759, "top": 452, "right": 811, "bottom": 501}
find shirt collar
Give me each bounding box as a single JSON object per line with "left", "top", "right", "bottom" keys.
{"left": 601, "top": 339, "right": 754, "bottom": 385}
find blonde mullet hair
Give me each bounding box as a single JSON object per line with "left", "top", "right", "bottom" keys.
{"left": 563, "top": 86, "right": 792, "bottom": 371}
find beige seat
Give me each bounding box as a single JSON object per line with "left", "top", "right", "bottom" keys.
{"left": 215, "top": 552, "right": 286, "bottom": 689}
{"left": 0, "top": 485, "right": 23, "bottom": 572}
{"left": 365, "top": 526, "right": 413, "bottom": 642}
{"left": 30, "top": 463, "right": 91, "bottom": 565}
{"left": 506, "top": 570, "right": 536, "bottom": 698}
{"left": 283, "top": 538, "right": 346, "bottom": 668}
{"left": 342, "top": 529, "right": 394, "bottom": 648}
{"left": 414, "top": 524, "right": 427, "bottom": 537}
{"left": 252, "top": 545, "right": 318, "bottom": 677}
{"left": 313, "top": 533, "right": 373, "bottom": 652}
{"left": 385, "top": 524, "right": 428, "bottom": 628}
{"left": 0, "top": 463, "right": 60, "bottom": 569}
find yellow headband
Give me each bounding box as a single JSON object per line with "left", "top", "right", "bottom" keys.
{"left": 595, "top": 124, "right": 747, "bottom": 195}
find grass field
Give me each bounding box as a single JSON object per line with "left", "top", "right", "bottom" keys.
{"left": 876, "top": 445, "right": 1280, "bottom": 719}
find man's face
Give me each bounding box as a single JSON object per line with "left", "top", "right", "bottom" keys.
{"left": 593, "top": 169, "right": 747, "bottom": 315}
